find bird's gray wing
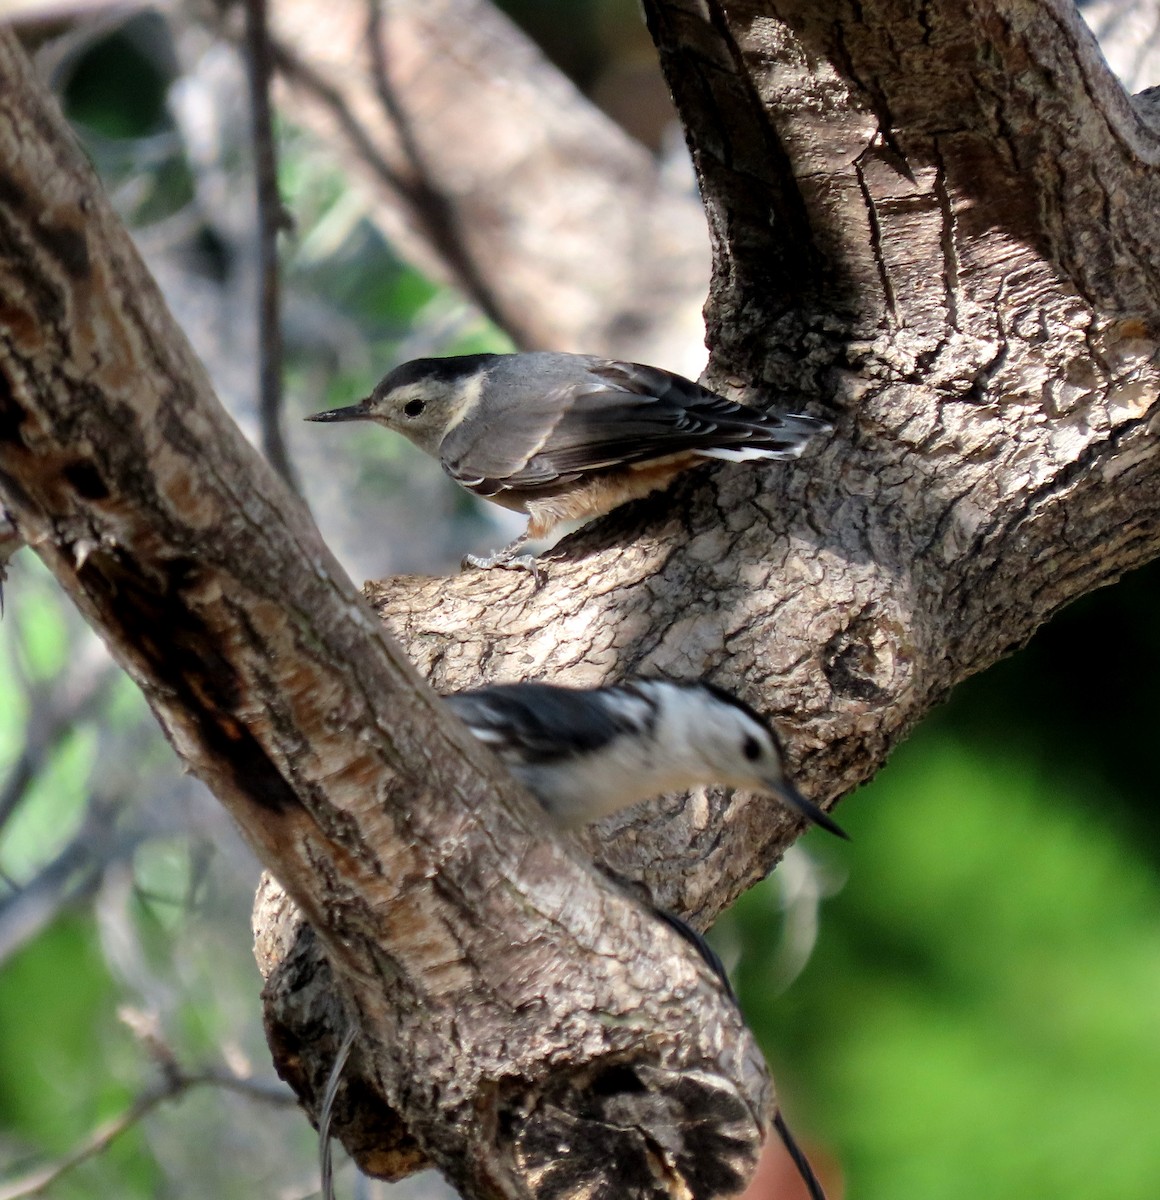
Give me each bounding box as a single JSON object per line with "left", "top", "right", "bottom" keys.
{"left": 437, "top": 369, "right": 593, "bottom": 492}
{"left": 439, "top": 358, "right": 827, "bottom": 494}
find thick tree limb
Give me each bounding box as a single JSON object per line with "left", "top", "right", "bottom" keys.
{"left": 235, "top": 2, "right": 1160, "bottom": 1176}
{"left": 5, "top": 1, "right": 1160, "bottom": 1192}
{"left": 317, "top": 0, "right": 1160, "bottom": 920}
{"left": 644, "top": 0, "right": 1160, "bottom": 352}
{"left": 0, "top": 30, "right": 769, "bottom": 1200}
{"left": 239, "top": 34, "right": 1160, "bottom": 1137}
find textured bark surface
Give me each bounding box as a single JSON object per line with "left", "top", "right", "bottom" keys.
{"left": 0, "top": 30, "right": 768, "bottom": 1200}
{"left": 259, "top": 3, "right": 1160, "bottom": 1183}
{"left": 340, "top": 0, "right": 1160, "bottom": 930}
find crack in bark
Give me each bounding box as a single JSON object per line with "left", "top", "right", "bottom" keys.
{"left": 932, "top": 144, "right": 962, "bottom": 335}
{"left": 854, "top": 148, "right": 898, "bottom": 326}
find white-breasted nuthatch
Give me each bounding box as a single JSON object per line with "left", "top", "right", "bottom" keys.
{"left": 447, "top": 676, "right": 837, "bottom": 1200}
{"left": 306, "top": 352, "right": 831, "bottom": 570}
{"left": 443, "top": 677, "right": 845, "bottom": 838}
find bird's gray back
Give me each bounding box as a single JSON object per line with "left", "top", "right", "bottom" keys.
{"left": 437, "top": 354, "right": 824, "bottom": 495}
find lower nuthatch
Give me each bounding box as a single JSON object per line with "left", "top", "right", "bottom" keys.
{"left": 443, "top": 677, "right": 845, "bottom": 838}
{"left": 306, "top": 352, "right": 831, "bottom": 570}
{"left": 447, "top": 676, "right": 836, "bottom": 1200}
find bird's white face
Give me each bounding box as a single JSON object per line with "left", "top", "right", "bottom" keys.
{"left": 653, "top": 685, "right": 845, "bottom": 836}
{"left": 692, "top": 701, "right": 788, "bottom": 793}
{"left": 364, "top": 370, "right": 485, "bottom": 457}
{"left": 649, "top": 686, "right": 788, "bottom": 796}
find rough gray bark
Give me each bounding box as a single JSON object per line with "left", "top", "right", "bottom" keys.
{"left": 264, "top": 2, "right": 1160, "bottom": 1176}
{"left": 0, "top": 28, "right": 767, "bottom": 1200}
{"left": 342, "top": 0, "right": 1160, "bottom": 925}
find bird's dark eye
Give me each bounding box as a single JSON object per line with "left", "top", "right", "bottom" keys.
{"left": 742, "top": 736, "right": 762, "bottom": 761}
{"left": 403, "top": 398, "right": 425, "bottom": 417}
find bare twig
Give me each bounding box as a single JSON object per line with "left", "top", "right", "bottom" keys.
{"left": 270, "top": 33, "right": 512, "bottom": 333}
{"left": 264, "top": 0, "right": 709, "bottom": 364}
{"left": 0, "top": 801, "right": 136, "bottom": 963}
{"left": 0, "top": 640, "right": 118, "bottom": 836}
{"left": 241, "top": 0, "right": 299, "bottom": 492}
{"left": 319, "top": 1020, "right": 358, "bottom": 1200}
{"left": 0, "top": 1060, "right": 294, "bottom": 1200}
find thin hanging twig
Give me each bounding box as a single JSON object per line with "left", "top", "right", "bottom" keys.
{"left": 318, "top": 1020, "right": 358, "bottom": 1200}
{"left": 241, "top": 0, "right": 300, "bottom": 492}
{"left": 361, "top": 0, "right": 512, "bottom": 336}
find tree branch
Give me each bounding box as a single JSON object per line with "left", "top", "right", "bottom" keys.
{"left": 644, "top": 0, "right": 1160, "bottom": 362}
{"left": 267, "top": 0, "right": 711, "bottom": 366}
{"left": 5, "top": 2, "right": 1160, "bottom": 1194}
{"left": 359, "top": 0, "right": 516, "bottom": 336}
{"left": 0, "top": 1059, "right": 293, "bottom": 1200}
{"left": 0, "top": 29, "right": 768, "bottom": 1200}
{"left": 314, "top": 0, "right": 1160, "bottom": 930}
{"left": 250, "top": 9, "right": 1160, "bottom": 1173}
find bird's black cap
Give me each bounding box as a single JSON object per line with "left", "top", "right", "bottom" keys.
{"left": 305, "top": 354, "right": 504, "bottom": 423}
{"left": 378, "top": 353, "right": 501, "bottom": 391}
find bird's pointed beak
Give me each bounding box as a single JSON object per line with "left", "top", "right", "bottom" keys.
{"left": 767, "top": 776, "right": 849, "bottom": 840}
{"left": 304, "top": 397, "right": 372, "bottom": 423}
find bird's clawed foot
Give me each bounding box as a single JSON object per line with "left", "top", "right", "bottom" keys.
{"left": 461, "top": 535, "right": 544, "bottom": 586}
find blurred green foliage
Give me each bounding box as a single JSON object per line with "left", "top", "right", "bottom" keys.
{"left": 725, "top": 563, "right": 1160, "bottom": 1199}
{"left": 0, "top": 917, "right": 127, "bottom": 1147}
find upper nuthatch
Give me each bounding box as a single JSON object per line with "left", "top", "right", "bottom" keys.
{"left": 306, "top": 352, "right": 831, "bottom": 570}
{"left": 443, "top": 677, "right": 845, "bottom": 837}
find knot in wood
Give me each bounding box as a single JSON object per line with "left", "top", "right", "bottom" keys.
{"left": 822, "top": 606, "right": 905, "bottom": 704}
{"left": 499, "top": 1060, "right": 764, "bottom": 1200}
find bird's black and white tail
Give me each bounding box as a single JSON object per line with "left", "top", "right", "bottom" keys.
{"left": 591, "top": 358, "right": 832, "bottom": 462}
{"left": 690, "top": 402, "right": 833, "bottom": 462}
